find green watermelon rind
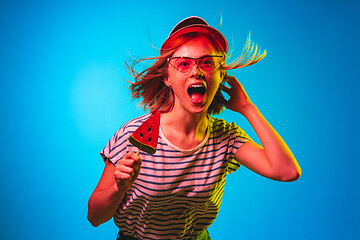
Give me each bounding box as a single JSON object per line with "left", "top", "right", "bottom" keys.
{"left": 129, "top": 134, "right": 156, "bottom": 154}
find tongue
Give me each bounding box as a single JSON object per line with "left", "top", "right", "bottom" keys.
{"left": 190, "top": 92, "right": 204, "bottom": 103}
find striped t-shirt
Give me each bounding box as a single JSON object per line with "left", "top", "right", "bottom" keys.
{"left": 101, "top": 114, "right": 251, "bottom": 239}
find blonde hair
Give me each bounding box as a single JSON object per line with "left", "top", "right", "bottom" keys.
{"left": 223, "top": 33, "right": 267, "bottom": 70}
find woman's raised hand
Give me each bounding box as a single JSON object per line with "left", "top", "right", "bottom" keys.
{"left": 220, "top": 75, "right": 254, "bottom": 116}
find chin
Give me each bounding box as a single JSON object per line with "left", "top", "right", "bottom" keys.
{"left": 188, "top": 102, "right": 209, "bottom": 115}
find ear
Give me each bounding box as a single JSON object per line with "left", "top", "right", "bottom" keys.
{"left": 164, "top": 76, "right": 170, "bottom": 87}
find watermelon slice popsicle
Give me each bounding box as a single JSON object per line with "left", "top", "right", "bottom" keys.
{"left": 129, "top": 109, "right": 161, "bottom": 154}
{"left": 120, "top": 110, "right": 161, "bottom": 185}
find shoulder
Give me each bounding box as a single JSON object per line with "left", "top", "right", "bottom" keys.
{"left": 116, "top": 113, "right": 151, "bottom": 137}
{"left": 124, "top": 113, "right": 151, "bottom": 128}
{"left": 101, "top": 113, "right": 151, "bottom": 162}
{"left": 208, "top": 115, "right": 251, "bottom": 141}
{"left": 209, "top": 116, "right": 237, "bottom": 133}
{"left": 105, "top": 113, "right": 151, "bottom": 148}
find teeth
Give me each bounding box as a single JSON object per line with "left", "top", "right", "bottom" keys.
{"left": 188, "top": 83, "right": 206, "bottom": 99}
{"left": 190, "top": 84, "right": 205, "bottom": 88}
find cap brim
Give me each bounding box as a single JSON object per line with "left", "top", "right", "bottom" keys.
{"left": 161, "top": 24, "right": 228, "bottom": 54}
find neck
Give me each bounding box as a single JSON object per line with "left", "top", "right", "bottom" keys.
{"left": 162, "top": 109, "right": 207, "bottom": 133}
{"left": 160, "top": 108, "right": 209, "bottom": 149}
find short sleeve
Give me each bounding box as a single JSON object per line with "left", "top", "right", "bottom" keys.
{"left": 100, "top": 114, "right": 152, "bottom": 165}
{"left": 226, "top": 121, "right": 252, "bottom": 173}
{"left": 210, "top": 117, "right": 252, "bottom": 174}
{"left": 100, "top": 123, "right": 131, "bottom": 165}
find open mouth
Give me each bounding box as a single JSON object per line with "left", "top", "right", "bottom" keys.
{"left": 187, "top": 84, "right": 206, "bottom": 103}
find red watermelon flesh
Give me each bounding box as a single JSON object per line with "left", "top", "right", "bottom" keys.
{"left": 129, "top": 110, "right": 160, "bottom": 154}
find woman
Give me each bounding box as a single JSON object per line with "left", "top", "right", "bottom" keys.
{"left": 87, "top": 16, "right": 301, "bottom": 240}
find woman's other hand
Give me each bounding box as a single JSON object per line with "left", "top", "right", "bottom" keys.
{"left": 114, "top": 151, "right": 142, "bottom": 191}
{"left": 220, "top": 75, "right": 254, "bottom": 116}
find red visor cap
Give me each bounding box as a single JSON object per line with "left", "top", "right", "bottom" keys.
{"left": 160, "top": 16, "right": 228, "bottom": 54}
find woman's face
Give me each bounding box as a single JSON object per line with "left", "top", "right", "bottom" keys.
{"left": 165, "top": 36, "right": 224, "bottom": 115}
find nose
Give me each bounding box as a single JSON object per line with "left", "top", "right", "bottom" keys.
{"left": 190, "top": 62, "right": 204, "bottom": 78}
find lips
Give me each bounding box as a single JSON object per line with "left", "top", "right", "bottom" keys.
{"left": 187, "top": 83, "right": 206, "bottom": 103}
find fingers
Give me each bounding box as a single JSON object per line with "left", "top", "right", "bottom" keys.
{"left": 219, "top": 75, "right": 252, "bottom": 113}
{"left": 224, "top": 74, "right": 236, "bottom": 83}
{"left": 222, "top": 75, "right": 248, "bottom": 95}
{"left": 221, "top": 75, "right": 239, "bottom": 93}
{"left": 220, "top": 84, "right": 231, "bottom": 94}
{"left": 114, "top": 151, "right": 142, "bottom": 185}
{"left": 224, "top": 75, "right": 242, "bottom": 88}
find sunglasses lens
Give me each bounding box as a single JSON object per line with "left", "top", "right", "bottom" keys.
{"left": 169, "top": 58, "right": 193, "bottom": 72}
{"left": 199, "top": 56, "right": 220, "bottom": 71}
{"left": 169, "top": 56, "right": 223, "bottom": 73}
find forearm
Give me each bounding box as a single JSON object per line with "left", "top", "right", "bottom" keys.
{"left": 87, "top": 184, "right": 125, "bottom": 227}
{"left": 242, "top": 104, "right": 301, "bottom": 181}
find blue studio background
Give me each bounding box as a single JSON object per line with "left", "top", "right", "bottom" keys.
{"left": 1, "top": 0, "right": 359, "bottom": 239}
